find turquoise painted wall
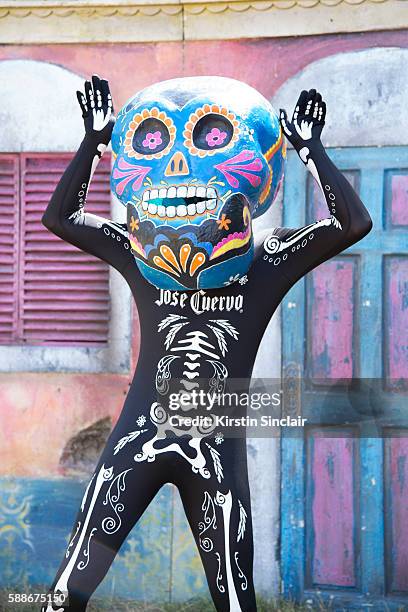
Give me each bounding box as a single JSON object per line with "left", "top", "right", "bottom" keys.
{"left": 0, "top": 478, "right": 208, "bottom": 603}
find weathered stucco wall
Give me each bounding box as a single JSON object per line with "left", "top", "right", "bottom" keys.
{"left": 1, "top": 28, "right": 406, "bottom": 477}
{"left": 1, "top": 29, "right": 407, "bottom": 109}
{"left": 275, "top": 47, "right": 408, "bottom": 147}
{"left": 0, "top": 29, "right": 407, "bottom": 601}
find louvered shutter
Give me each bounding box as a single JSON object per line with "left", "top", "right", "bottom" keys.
{"left": 20, "top": 154, "right": 111, "bottom": 345}
{"left": 0, "top": 156, "right": 19, "bottom": 344}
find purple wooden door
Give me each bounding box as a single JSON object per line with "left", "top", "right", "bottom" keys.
{"left": 281, "top": 147, "right": 408, "bottom": 610}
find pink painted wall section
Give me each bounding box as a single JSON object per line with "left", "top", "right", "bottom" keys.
{"left": 0, "top": 303, "right": 141, "bottom": 478}
{"left": 0, "top": 30, "right": 407, "bottom": 108}
{"left": 386, "top": 257, "right": 408, "bottom": 389}
{"left": 310, "top": 434, "right": 355, "bottom": 587}
{"left": 0, "top": 372, "right": 129, "bottom": 477}
{"left": 390, "top": 173, "right": 408, "bottom": 227}
{"left": 386, "top": 436, "right": 408, "bottom": 592}
{"left": 308, "top": 259, "right": 355, "bottom": 382}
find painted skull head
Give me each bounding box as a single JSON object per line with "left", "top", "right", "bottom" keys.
{"left": 111, "top": 76, "right": 285, "bottom": 290}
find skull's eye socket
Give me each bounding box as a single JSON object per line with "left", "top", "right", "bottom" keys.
{"left": 132, "top": 118, "right": 170, "bottom": 155}
{"left": 192, "top": 114, "right": 234, "bottom": 151}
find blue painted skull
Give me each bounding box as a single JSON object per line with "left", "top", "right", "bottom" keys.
{"left": 111, "top": 76, "right": 285, "bottom": 290}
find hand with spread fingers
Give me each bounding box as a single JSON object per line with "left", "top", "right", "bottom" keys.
{"left": 279, "top": 88, "right": 326, "bottom": 156}
{"left": 76, "top": 74, "right": 115, "bottom": 145}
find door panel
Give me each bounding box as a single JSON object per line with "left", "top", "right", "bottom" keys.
{"left": 385, "top": 433, "right": 408, "bottom": 594}
{"left": 306, "top": 431, "right": 357, "bottom": 588}
{"left": 385, "top": 257, "right": 408, "bottom": 389}
{"left": 281, "top": 147, "right": 408, "bottom": 610}
{"left": 306, "top": 257, "right": 358, "bottom": 383}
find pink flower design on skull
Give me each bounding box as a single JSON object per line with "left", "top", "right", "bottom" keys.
{"left": 142, "top": 131, "right": 163, "bottom": 150}
{"left": 206, "top": 127, "right": 227, "bottom": 148}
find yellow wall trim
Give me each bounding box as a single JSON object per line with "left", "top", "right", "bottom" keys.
{"left": 0, "top": 0, "right": 405, "bottom": 43}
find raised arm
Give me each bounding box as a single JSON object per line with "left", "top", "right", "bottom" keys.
{"left": 42, "top": 75, "right": 133, "bottom": 273}
{"left": 259, "top": 89, "right": 372, "bottom": 285}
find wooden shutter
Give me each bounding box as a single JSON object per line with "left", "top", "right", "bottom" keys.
{"left": 0, "top": 155, "right": 20, "bottom": 344}
{"left": 20, "top": 154, "right": 111, "bottom": 345}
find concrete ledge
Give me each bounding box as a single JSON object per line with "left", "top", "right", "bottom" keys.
{"left": 184, "top": 1, "right": 408, "bottom": 41}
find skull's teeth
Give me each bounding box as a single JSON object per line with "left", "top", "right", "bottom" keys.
{"left": 141, "top": 185, "right": 218, "bottom": 218}
{"left": 177, "top": 186, "right": 188, "bottom": 198}
{"left": 177, "top": 205, "right": 187, "bottom": 217}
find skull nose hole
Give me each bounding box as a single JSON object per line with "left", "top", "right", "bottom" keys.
{"left": 165, "top": 151, "right": 190, "bottom": 177}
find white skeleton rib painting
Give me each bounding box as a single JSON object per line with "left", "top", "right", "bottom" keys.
{"left": 133, "top": 314, "right": 239, "bottom": 478}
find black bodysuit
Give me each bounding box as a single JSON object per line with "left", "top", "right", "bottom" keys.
{"left": 40, "top": 84, "right": 372, "bottom": 612}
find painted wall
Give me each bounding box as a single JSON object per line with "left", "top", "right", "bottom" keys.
{"left": 1, "top": 29, "right": 406, "bottom": 475}
{"left": 1, "top": 29, "right": 407, "bottom": 114}
{"left": 0, "top": 28, "right": 407, "bottom": 603}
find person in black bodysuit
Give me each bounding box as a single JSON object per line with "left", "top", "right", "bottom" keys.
{"left": 40, "top": 77, "right": 372, "bottom": 612}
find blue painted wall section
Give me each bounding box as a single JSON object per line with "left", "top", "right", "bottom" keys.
{"left": 0, "top": 478, "right": 207, "bottom": 603}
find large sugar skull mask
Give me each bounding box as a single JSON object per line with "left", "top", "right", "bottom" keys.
{"left": 111, "top": 76, "right": 285, "bottom": 290}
